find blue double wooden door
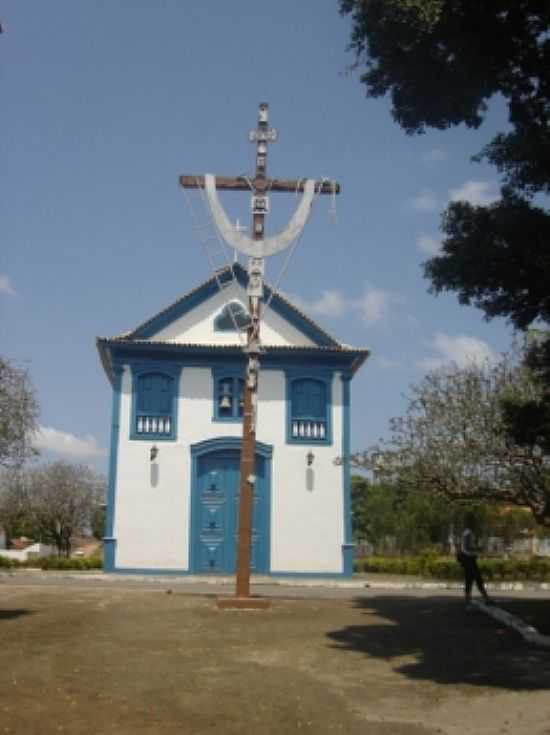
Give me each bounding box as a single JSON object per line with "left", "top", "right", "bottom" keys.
{"left": 192, "top": 449, "right": 270, "bottom": 574}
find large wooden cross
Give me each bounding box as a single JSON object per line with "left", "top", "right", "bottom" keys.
{"left": 180, "top": 103, "right": 339, "bottom": 607}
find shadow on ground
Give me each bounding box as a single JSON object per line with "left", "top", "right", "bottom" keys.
{"left": 326, "top": 595, "right": 550, "bottom": 691}
{"left": 0, "top": 608, "right": 34, "bottom": 621}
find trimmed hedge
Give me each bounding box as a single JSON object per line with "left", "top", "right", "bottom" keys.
{"left": 354, "top": 555, "right": 550, "bottom": 582}
{"left": 0, "top": 555, "right": 103, "bottom": 570}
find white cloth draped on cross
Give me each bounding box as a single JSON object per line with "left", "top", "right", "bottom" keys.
{"left": 204, "top": 174, "right": 317, "bottom": 257}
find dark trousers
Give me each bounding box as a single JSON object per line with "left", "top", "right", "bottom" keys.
{"left": 458, "top": 554, "right": 487, "bottom": 599}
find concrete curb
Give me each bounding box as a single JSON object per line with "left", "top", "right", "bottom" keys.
{"left": 472, "top": 600, "right": 550, "bottom": 648}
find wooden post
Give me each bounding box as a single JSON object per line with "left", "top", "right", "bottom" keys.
{"left": 180, "top": 103, "right": 339, "bottom": 609}
{"left": 227, "top": 103, "right": 269, "bottom": 608}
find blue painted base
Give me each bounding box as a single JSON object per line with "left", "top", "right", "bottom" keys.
{"left": 105, "top": 566, "right": 351, "bottom": 579}
{"left": 103, "top": 538, "right": 116, "bottom": 572}
{"left": 342, "top": 543, "right": 355, "bottom": 577}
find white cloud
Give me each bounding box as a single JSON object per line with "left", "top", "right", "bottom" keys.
{"left": 418, "top": 332, "right": 498, "bottom": 370}
{"left": 416, "top": 234, "right": 441, "bottom": 256}
{"left": 289, "top": 284, "right": 401, "bottom": 326}
{"left": 34, "top": 426, "right": 107, "bottom": 459}
{"left": 423, "top": 147, "right": 448, "bottom": 163}
{"left": 305, "top": 289, "right": 347, "bottom": 318}
{"left": 448, "top": 180, "right": 499, "bottom": 206}
{"left": 353, "top": 287, "right": 400, "bottom": 325}
{"left": 0, "top": 274, "right": 16, "bottom": 297}
{"left": 409, "top": 188, "right": 438, "bottom": 212}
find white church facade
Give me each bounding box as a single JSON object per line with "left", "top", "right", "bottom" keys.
{"left": 97, "top": 263, "right": 368, "bottom": 577}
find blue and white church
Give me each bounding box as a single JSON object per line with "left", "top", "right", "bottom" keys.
{"left": 97, "top": 263, "right": 369, "bottom": 577}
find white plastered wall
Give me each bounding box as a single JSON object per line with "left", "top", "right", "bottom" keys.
{"left": 257, "top": 370, "right": 344, "bottom": 574}
{"left": 113, "top": 367, "right": 190, "bottom": 570}
{"left": 113, "top": 365, "right": 345, "bottom": 574}
{"left": 150, "top": 282, "right": 316, "bottom": 347}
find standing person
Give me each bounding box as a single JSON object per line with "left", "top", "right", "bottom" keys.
{"left": 457, "top": 512, "right": 493, "bottom": 609}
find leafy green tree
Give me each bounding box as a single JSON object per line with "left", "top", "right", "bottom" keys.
{"left": 352, "top": 475, "right": 398, "bottom": 548}
{"left": 353, "top": 476, "right": 461, "bottom": 553}
{"left": 340, "top": 0, "right": 550, "bottom": 457}
{"left": 393, "top": 491, "right": 454, "bottom": 553}
{"left": 352, "top": 474, "right": 547, "bottom": 554}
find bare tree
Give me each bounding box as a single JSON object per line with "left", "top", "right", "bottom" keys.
{"left": 351, "top": 354, "right": 550, "bottom": 527}
{"left": 28, "top": 461, "right": 105, "bottom": 556}
{"left": 0, "top": 356, "right": 39, "bottom": 469}
{"left": 0, "top": 469, "right": 33, "bottom": 548}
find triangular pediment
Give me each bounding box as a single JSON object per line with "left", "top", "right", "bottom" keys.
{"left": 125, "top": 264, "right": 340, "bottom": 349}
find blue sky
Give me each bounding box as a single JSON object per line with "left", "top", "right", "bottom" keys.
{"left": 2, "top": 1, "right": 515, "bottom": 471}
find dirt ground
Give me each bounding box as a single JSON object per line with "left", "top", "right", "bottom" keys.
{"left": 1, "top": 584, "right": 549, "bottom": 735}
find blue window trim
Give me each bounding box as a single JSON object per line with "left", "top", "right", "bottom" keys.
{"left": 129, "top": 363, "right": 181, "bottom": 441}
{"left": 285, "top": 370, "right": 333, "bottom": 445}
{"left": 212, "top": 366, "right": 245, "bottom": 423}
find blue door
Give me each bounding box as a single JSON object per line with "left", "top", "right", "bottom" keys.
{"left": 191, "top": 449, "right": 270, "bottom": 574}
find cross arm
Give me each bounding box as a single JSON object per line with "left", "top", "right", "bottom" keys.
{"left": 179, "top": 175, "right": 340, "bottom": 194}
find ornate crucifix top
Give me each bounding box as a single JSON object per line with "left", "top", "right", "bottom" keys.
{"left": 179, "top": 102, "right": 340, "bottom": 241}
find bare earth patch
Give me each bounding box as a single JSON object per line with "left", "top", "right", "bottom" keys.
{"left": 1, "top": 585, "right": 549, "bottom": 735}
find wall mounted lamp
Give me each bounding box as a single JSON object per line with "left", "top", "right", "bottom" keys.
{"left": 306, "top": 451, "right": 315, "bottom": 467}
{"left": 150, "top": 445, "right": 159, "bottom": 462}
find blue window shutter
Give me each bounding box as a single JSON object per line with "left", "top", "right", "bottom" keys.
{"left": 310, "top": 381, "right": 325, "bottom": 418}
{"left": 138, "top": 373, "right": 172, "bottom": 414}
{"left": 132, "top": 368, "right": 179, "bottom": 441}
{"left": 138, "top": 375, "right": 152, "bottom": 412}
{"left": 158, "top": 375, "right": 171, "bottom": 413}
{"left": 292, "top": 379, "right": 325, "bottom": 419}
{"left": 288, "top": 376, "right": 330, "bottom": 444}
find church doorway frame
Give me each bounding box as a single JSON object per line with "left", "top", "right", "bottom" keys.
{"left": 189, "top": 437, "right": 273, "bottom": 574}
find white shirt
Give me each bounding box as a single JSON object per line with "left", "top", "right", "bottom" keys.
{"left": 461, "top": 528, "right": 477, "bottom": 557}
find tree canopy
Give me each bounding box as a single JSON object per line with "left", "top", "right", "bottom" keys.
{"left": 0, "top": 356, "right": 39, "bottom": 469}
{"left": 340, "top": 1, "right": 550, "bottom": 138}
{"left": 0, "top": 461, "right": 106, "bottom": 555}
{"left": 341, "top": 0, "right": 550, "bottom": 465}
{"left": 350, "top": 353, "right": 550, "bottom": 526}
{"left": 28, "top": 461, "right": 105, "bottom": 556}
{"left": 340, "top": 0, "right": 550, "bottom": 324}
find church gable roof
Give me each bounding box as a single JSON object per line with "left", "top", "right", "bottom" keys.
{"left": 124, "top": 263, "right": 341, "bottom": 348}
{"left": 97, "top": 263, "right": 370, "bottom": 383}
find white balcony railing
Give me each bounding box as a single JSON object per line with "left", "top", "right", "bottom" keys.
{"left": 291, "top": 420, "right": 326, "bottom": 440}
{"left": 136, "top": 415, "right": 172, "bottom": 435}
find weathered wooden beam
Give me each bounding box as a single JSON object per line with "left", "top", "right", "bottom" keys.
{"left": 179, "top": 175, "right": 340, "bottom": 194}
